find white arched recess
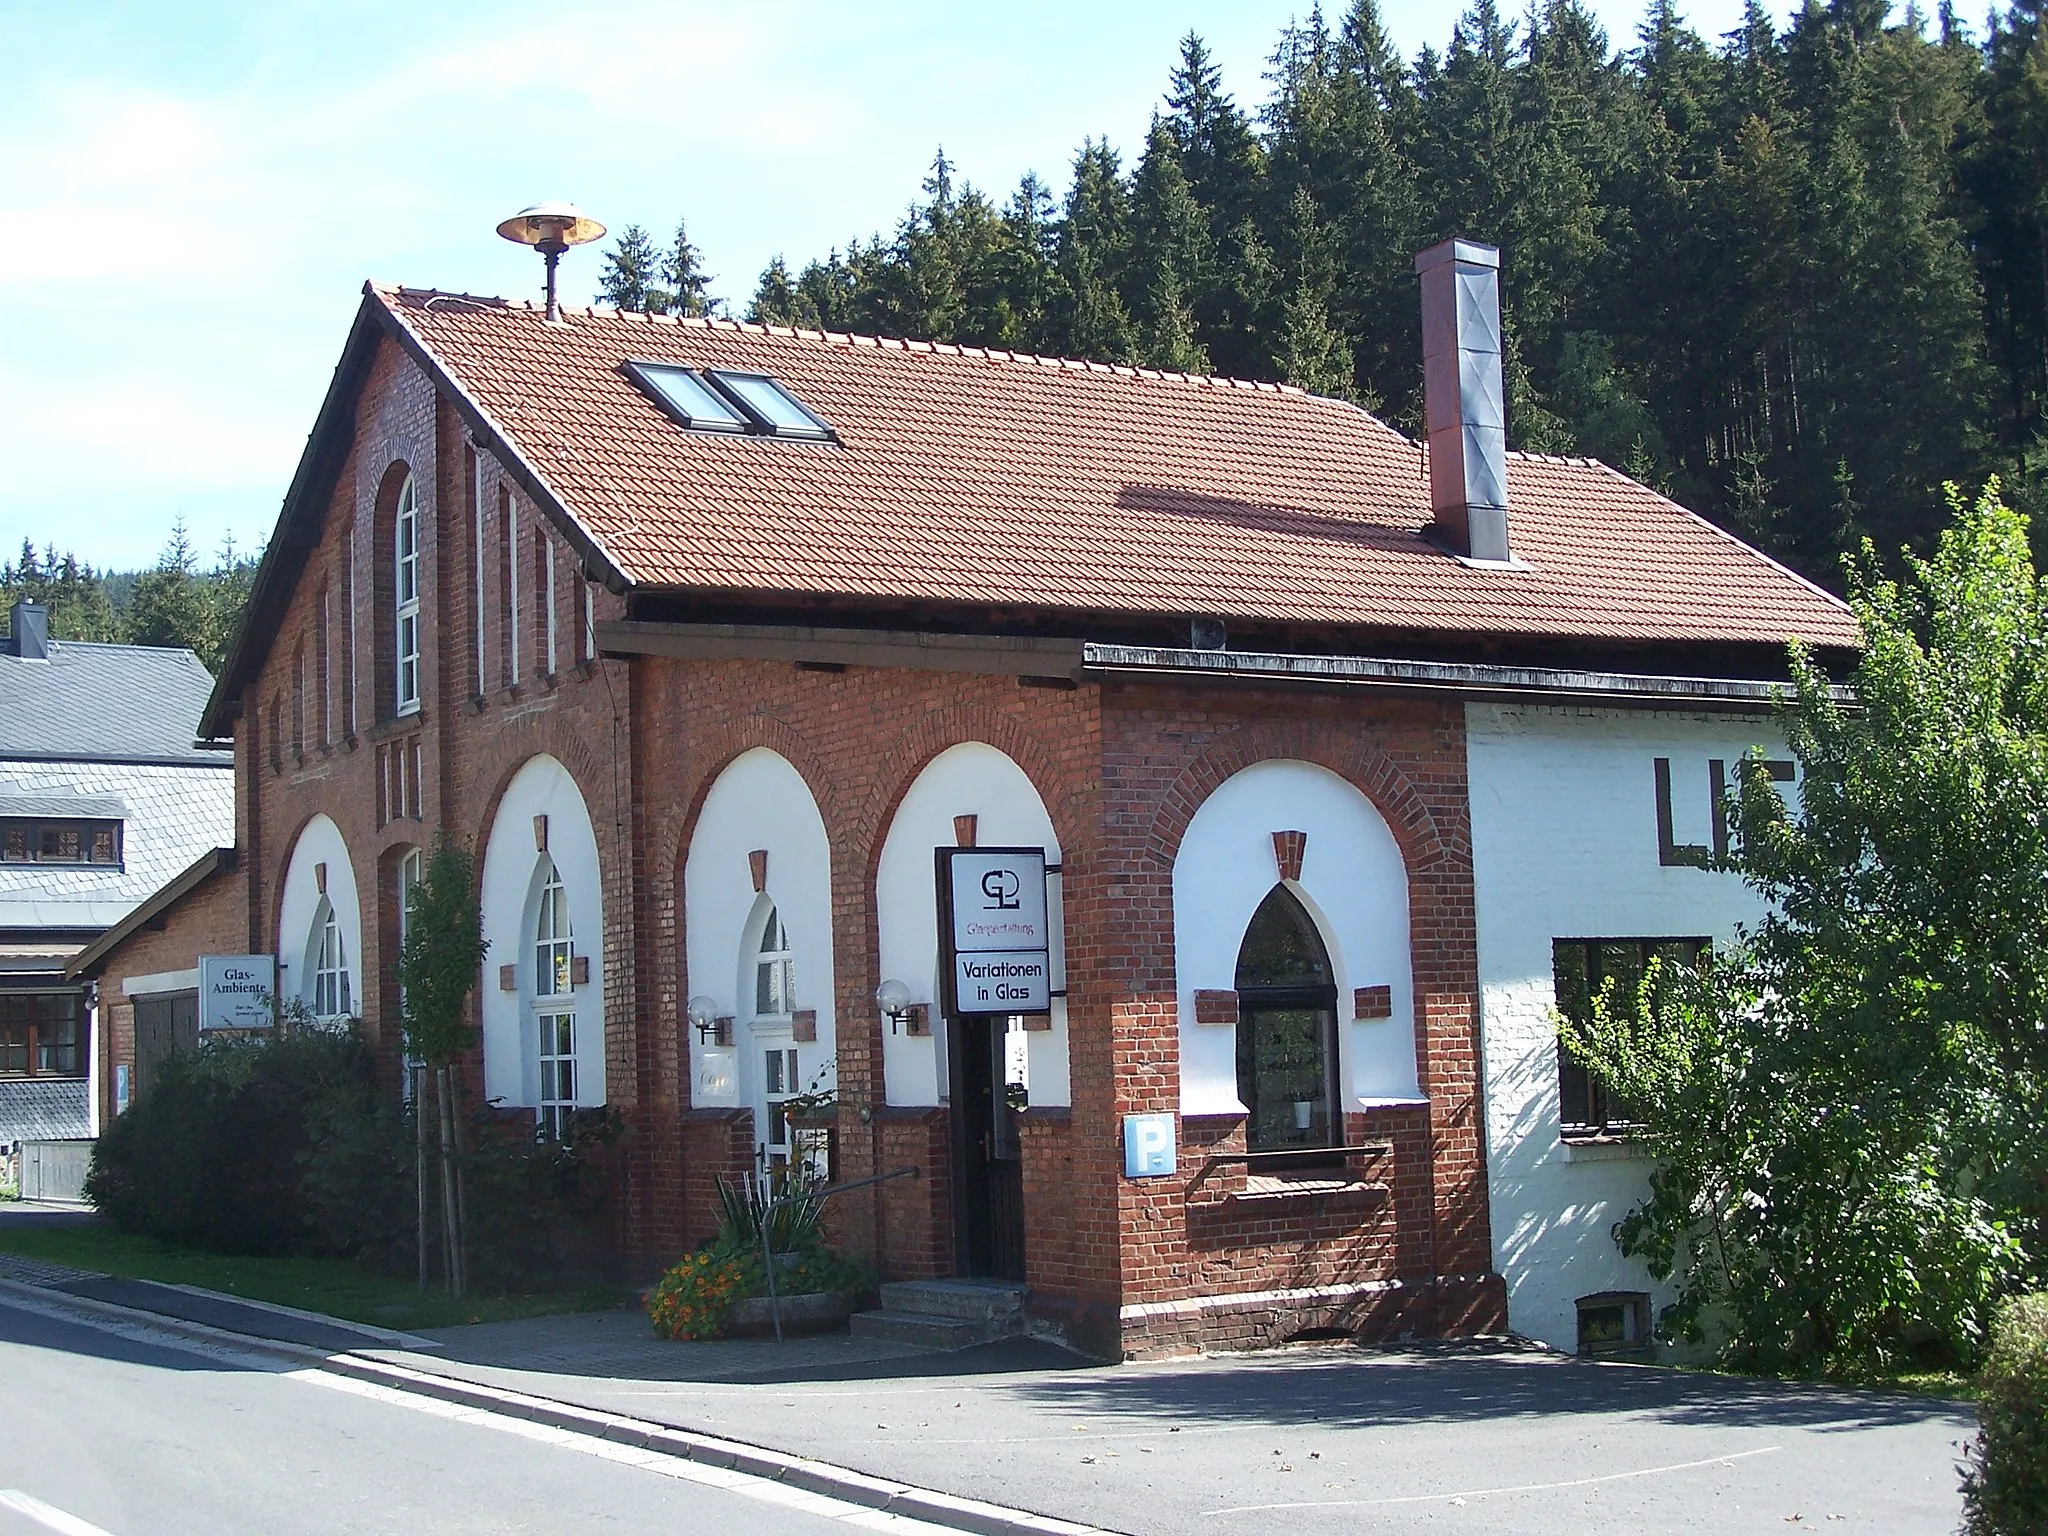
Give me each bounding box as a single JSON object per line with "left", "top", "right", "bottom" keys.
{"left": 681, "top": 749, "right": 837, "bottom": 1127}
{"left": 479, "top": 756, "right": 605, "bottom": 1111}
{"left": 1173, "top": 759, "right": 1421, "bottom": 1115}
{"left": 277, "top": 814, "right": 364, "bottom": 1021}
{"left": 875, "top": 742, "right": 1070, "bottom": 1108}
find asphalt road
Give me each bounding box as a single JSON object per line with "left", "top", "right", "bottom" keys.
{"left": 388, "top": 1317, "right": 1981, "bottom": 1535}
{"left": 0, "top": 1295, "right": 950, "bottom": 1536}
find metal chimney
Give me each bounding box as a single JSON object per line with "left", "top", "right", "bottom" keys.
{"left": 7, "top": 600, "right": 49, "bottom": 661}
{"left": 1416, "top": 238, "right": 1510, "bottom": 563}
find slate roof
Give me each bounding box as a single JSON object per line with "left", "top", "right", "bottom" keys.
{"left": 0, "top": 763, "right": 235, "bottom": 934}
{"left": 0, "top": 1078, "right": 90, "bottom": 1143}
{"left": 382, "top": 286, "right": 1858, "bottom": 648}
{"left": 0, "top": 638, "right": 224, "bottom": 765}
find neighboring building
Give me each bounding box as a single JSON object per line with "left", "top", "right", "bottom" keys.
{"left": 0, "top": 601, "right": 234, "bottom": 1177}
{"left": 99, "top": 238, "right": 1858, "bottom": 1356}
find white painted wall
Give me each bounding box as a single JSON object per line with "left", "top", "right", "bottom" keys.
{"left": 1172, "top": 759, "right": 1417, "bottom": 1116}
{"left": 875, "top": 742, "right": 1070, "bottom": 1108}
{"left": 1468, "top": 702, "right": 1787, "bottom": 1351}
{"left": 276, "top": 813, "right": 363, "bottom": 1019}
{"left": 681, "top": 749, "right": 837, "bottom": 1126}
{"left": 479, "top": 755, "right": 605, "bottom": 1110}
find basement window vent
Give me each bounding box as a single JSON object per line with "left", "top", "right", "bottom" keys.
{"left": 1576, "top": 1291, "right": 1650, "bottom": 1356}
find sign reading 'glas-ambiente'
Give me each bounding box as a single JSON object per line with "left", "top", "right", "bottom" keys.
{"left": 199, "top": 954, "right": 275, "bottom": 1031}
{"left": 939, "top": 848, "right": 1051, "bottom": 1015}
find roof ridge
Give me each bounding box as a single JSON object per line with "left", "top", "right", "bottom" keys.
{"left": 385, "top": 285, "right": 1309, "bottom": 397}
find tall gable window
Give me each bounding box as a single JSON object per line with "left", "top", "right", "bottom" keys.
{"left": 395, "top": 473, "right": 421, "bottom": 713}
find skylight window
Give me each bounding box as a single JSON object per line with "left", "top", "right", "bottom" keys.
{"left": 704, "top": 371, "right": 835, "bottom": 440}
{"left": 625, "top": 361, "right": 749, "bottom": 433}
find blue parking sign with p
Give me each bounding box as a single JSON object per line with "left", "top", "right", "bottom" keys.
{"left": 1123, "top": 1113, "right": 1176, "bottom": 1178}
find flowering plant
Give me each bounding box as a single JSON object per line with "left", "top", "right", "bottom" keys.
{"left": 645, "top": 1247, "right": 754, "bottom": 1340}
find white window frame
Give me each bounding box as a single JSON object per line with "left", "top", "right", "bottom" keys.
{"left": 533, "top": 860, "right": 575, "bottom": 1136}
{"left": 749, "top": 903, "right": 799, "bottom": 1167}
{"left": 543, "top": 535, "right": 559, "bottom": 676}
{"left": 312, "top": 900, "right": 352, "bottom": 1020}
{"left": 505, "top": 493, "right": 521, "bottom": 683}
{"left": 582, "top": 581, "right": 596, "bottom": 664}
{"left": 395, "top": 474, "right": 421, "bottom": 714}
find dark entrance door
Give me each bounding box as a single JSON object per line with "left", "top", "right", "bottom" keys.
{"left": 947, "top": 1013, "right": 1026, "bottom": 1280}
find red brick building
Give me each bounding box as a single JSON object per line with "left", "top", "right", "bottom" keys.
{"left": 87, "top": 240, "right": 1857, "bottom": 1357}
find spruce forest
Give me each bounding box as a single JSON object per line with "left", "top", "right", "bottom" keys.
{"left": 604, "top": 0, "right": 2048, "bottom": 589}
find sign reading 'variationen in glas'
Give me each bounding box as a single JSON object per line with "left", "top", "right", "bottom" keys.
{"left": 939, "top": 848, "right": 1051, "bottom": 1015}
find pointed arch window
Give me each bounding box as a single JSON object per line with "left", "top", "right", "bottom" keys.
{"left": 1234, "top": 885, "right": 1340, "bottom": 1153}
{"left": 394, "top": 474, "right": 421, "bottom": 713}
{"left": 533, "top": 860, "right": 576, "bottom": 1137}
{"left": 750, "top": 903, "right": 800, "bottom": 1167}
{"left": 312, "top": 900, "right": 352, "bottom": 1020}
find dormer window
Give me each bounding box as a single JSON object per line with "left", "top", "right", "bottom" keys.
{"left": 395, "top": 473, "right": 421, "bottom": 713}
{"left": 1, "top": 818, "right": 122, "bottom": 867}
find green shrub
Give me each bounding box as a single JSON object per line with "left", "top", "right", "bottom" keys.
{"left": 1962, "top": 1292, "right": 2048, "bottom": 1534}
{"left": 87, "top": 1028, "right": 381, "bottom": 1255}
{"left": 646, "top": 1247, "right": 755, "bottom": 1339}
{"left": 460, "top": 1104, "right": 622, "bottom": 1290}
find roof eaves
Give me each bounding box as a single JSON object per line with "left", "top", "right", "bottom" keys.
{"left": 65, "top": 845, "right": 236, "bottom": 980}
{"left": 372, "top": 288, "right": 634, "bottom": 596}
{"left": 200, "top": 295, "right": 388, "bottom": 740}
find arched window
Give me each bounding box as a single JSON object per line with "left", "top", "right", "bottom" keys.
{"left": 1234, "top": 885, "right": 1339, "bottom": 1153}
{"left": 312, "top": 900, "right": 352, "bottom": 1020}
{"left": 533, "top": 860, "right": 575, "bottom": 1137}
{"left": 754, "top": 904, "right": 794, "bottom": 1017}
{"left": 394, "top": 474, "right": 421, "bottom": 713}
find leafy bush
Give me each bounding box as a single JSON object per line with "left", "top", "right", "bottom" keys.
{"left": 88, "top": 1027, "right": 623, "bottom": 1289}
{"left": 1565, "top": 486, "right": 2048, "bottom": 1375}
{"left": 1962, "top": 1293, "right": 2048, "bottom": 1534}
{"left": 713, "top": 1165, "right": 823, "bottom": 1254}
{"left": 87, "top": 1027, "right": 381, "bottom": 1255}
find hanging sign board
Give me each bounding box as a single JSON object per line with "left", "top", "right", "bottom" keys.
{"left": 199, "top": 955, "right": 276, "bottom": 1031}
{"left": 938, "top": 847, "right": 1051, "bottom": 1015}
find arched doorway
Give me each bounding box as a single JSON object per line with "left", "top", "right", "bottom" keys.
{"left": 1234, "top": 884, "right": 1341, "bottom": 1154}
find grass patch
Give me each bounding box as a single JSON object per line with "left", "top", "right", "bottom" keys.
{"left": 0, "top": 1221, "right": 628, "bottom": 1332}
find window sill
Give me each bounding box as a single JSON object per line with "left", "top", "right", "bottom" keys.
{"left": 1232, "top": 1174, "right": 1386, "bottom": 1206}
{"left": 1355, "top": 1095, "right": 1429, "bottom": 1110}
{"left": 1559, "top": 1136, "right": 1651, "bottom": 1163}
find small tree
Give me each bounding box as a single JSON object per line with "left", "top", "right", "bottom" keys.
{"left": 1569, "top": 482, "right": 2048, "bottom": 1375}
{"left": 396, "top": 835, "right": 487, "bottom": 1294}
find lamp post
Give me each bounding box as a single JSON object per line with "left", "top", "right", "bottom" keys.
{"left": 495, "top": 203, "right": 606, "bottom": 323}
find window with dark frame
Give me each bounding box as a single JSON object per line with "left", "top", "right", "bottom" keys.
{"left": 0, "top": 991, "right": 86, "bottom": 1078}
{"left": 1, "top": 818, "right": 122, "bottom": 866}
{"left": 1234, "top": 885, "right": 1343, "bottom": 1157}
{"left": 624, "top": 360, "right": 836, "bottom": 442}
{"left": 1552, "top": 937, "right": 1707, "bottom": 1139}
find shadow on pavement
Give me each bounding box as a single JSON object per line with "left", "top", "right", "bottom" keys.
{"left": 0, "top": 1202, "right": 98, "bottom": 1232}
{"left": 1000, "top": 1343, "right": 1973, "bottom": 1435}
{"left": 0, "top": 1292, "right": 224, "bottom": 1373}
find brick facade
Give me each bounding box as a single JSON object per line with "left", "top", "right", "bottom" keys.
{"left": 102, "top": 334, "right": 1508, "bottom": 1359}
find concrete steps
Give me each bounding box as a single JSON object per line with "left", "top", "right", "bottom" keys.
{"left": 848, "top": 1278, "right": 1026, "bottom": 1351}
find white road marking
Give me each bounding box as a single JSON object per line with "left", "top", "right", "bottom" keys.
{"left": 0, "top": 1490, "right": 117, "bottom": 1536}
{"left": 1202, "top": 1444, "right": 1784, "bottom": 1514}
{"left": 290, "top": 1369, "right": 960, "bottom": 1531}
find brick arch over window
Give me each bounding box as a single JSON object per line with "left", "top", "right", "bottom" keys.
{"left": 467, "top": 717, "right": 618, "bottom": 877}
{"left": 369, "top": 459, "right": 416, "bottom": 724}
{"left": 852, "top": 703, "right": 1096, "bottom": 890}
{"left": 655, "top": 713, "right": 845, "bottom": 900}
{"left": 1145, "top": 720, "right": 1454, "bottom": 878}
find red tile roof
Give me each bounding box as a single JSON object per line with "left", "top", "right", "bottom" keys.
{"left": 377, "top": 286, "right": 1859, "bottom": 650}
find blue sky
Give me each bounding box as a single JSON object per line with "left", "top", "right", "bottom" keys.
{"left": 2, "top": 0, "right": 1788, "bottom": 571}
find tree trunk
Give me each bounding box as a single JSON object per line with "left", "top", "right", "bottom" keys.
{"left": 437, "top": 1066, "right": 463, "bottom": 1298}
{"left": 415, "top": 1063, "right": 429, "bottom": 1291}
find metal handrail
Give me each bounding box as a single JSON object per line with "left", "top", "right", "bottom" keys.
{"left": 1201, "top": 1139, "right": 1393, "bottom": 1167}
{"left": 757, "top": 1164, "right": 919, "bottom": 1343}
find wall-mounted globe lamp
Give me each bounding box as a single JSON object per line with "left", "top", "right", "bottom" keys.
{"left": 686, "top": 994, "right": 722, "bottom": 1045}
{"left": 875, "top": 979, "right": 913, "bottom": 1034}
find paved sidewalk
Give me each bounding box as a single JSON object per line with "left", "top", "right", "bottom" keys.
{"left": 355, "top": 1310, "right": 1973, "bottom": 1536}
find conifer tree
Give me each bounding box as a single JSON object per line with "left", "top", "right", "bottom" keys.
{"left": 666, "top": 220, "right": 714, "bottom": 317}
{"left": 598, "top": 224, "right": 664, "bottom": 313}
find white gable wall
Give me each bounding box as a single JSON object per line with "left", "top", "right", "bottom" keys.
{"left": 1467, "top": 702, "right": 1786, "bottom": 1351}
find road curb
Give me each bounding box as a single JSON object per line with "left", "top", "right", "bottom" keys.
{"left": 0, "top": 1276, "right": 1115, "bottom": 1536}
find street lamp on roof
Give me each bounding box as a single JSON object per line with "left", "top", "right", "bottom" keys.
{"left": 496, "top": 203, "right": 606, "bottom": 324}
